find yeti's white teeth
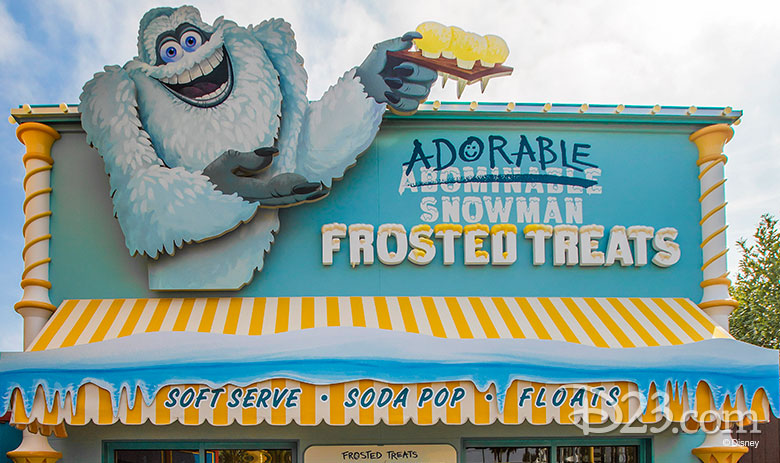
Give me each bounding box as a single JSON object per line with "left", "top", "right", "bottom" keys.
{"left": 207, "top": 53, "right": 221, "bottom": 69}
{"left": 171, "top": 48, "right": 225, "bottom": 85}
{"left": 190, "top": 64, "right": 204, "bottom": 80}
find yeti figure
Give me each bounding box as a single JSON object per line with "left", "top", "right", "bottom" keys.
{"left": 79, "top": 6, "right": 435, "bottom": 289}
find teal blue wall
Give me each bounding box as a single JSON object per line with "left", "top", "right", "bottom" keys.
{"left": 0, "top": 423, "right": 21, "bottom": 460}
{"left": 50, "top": 421, "right": 708, "bottom": 463}
{"left": 48, "top": 119, "right": 705, "bottom": 304}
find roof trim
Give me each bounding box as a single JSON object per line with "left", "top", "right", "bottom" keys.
{"left": 9, "top": 102, "right": 742, "bottom": 126}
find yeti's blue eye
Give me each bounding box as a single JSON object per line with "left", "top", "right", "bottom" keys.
{"left": 159, "top": 40, "right": 183, "bottom": 63}
{"left": 180, "top": 30, "right": 202, "bottom": 52}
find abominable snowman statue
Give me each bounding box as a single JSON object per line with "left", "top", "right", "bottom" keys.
{"left": 79, "top": 6, "right": 436, "bottom": 290}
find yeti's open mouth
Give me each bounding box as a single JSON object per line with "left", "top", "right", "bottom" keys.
{"left": 158, "top": 46, "right": 233, "bottom": 108}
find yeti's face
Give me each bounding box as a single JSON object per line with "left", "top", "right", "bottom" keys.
{"left": 125, "top": 6, "right": 284, "bottom": 171}
{"left": 136, "top": 6, "right": 234, "bottom": 108}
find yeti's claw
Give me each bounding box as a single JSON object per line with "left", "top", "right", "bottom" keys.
{"left": 250, "top": 174, "right": 329, "bottom": 208}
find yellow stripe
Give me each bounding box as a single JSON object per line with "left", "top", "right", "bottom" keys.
{"left": 248, "top": 298, "right": 266, "bottom": 335}
{"left": 20, "top": 258, "right": 51, "bottom": 280}
{"left": 492, "top": 297, "right": 525, "bottom": 338}
{"left": 275, "top": 298, "right": 290, "bottom": 333}
{"left": 445, "top": 381, "right": 462, "bottom": 424}
{"left": 416, "top": 383, "right": 433, "bottom": 424}
{"left": 126, "top": 387, "right": 143, "bottom": 425}
{"left": 301, "top": 297, "right": 315, "bottom": 329}
{"left": 184, "top": 385, "right": 200, "bottom": 425}
{"left": 606, "top": 298, "right": 658, "bottom": 347}
{"left": 421, "top": 297, "right": 446, "bottom": 337}
{"left": 145, "top": 299, "right": 170, "bottom": 333}
{"left": 12, "top": 391, "right": 29, "bottom": 424}
{"left": 641, "top": 383, "right": 660, "bottom": 423}
{"left": 474, "top": 386, "right": 491, "bottom": 424}
{"left": 701, "top": 248, "right": 728, "bottom": 271}
{"left": 674, "top": 298, "right": 721, "bottom": 336}
{"left": 22, "top": 234, "right": 51, "bottom": 260}
{"left": 751, "top": 389, "right": 768, "bottom": 422}
{"left": 358, "top": 380, "right": 374, "bottom": 425}
{"left": 652, "top": 298, "right": 703, "bottom": 342}
{"left": 22, "top": 187, "right": 52, "bottom": 213}
{"left": 300, "top": 383, "right": 316, "bottom": 425}
{"left": 212, "top": 383, "right": 229, "bottom": 426}
{"left": 617, "top": 382, "right": 631, "bottom": 424}
{"left": 503, "top": 381, "right": 519, "bottom": 424}
{"left": 699, "top": 202, "right": 727, "bottom": 226}
{"left": 42, "top": 392, "right": 59, "bottom": 425}
{"left": 445, "top": 297, "right": 473, "bottom": 338}
{"left": 558, "top": 386, "right": 574, "bottom": 424}
{"left": 329, "top": 383, "right": 345, "bottom": 425}
{"left": 539, "top": 297, "right": 580, "bottom": 343}
{"left": 223, "top": 298, "right": 242, "bottom": 335}
{"left": 398, "top": 297, "right": 420, "bottom": 333}
{"left": 630, "top": 298, "right": 682, "bottom": 345}
{"left": 29, "top": 299, "right": 78, "bottom": 351}
{"left": 326, "top": 297, "right": 340, "bottom": 327}
{"left": 271, "top": 379, "right": 287, "bottom": 425}
{"left": 698, "top": 155, "right": 726, "bottom": 176}
{"left": 71, "top": 385, "right": 87, "bottom": 425}
{"left": 515, "top": 298, "right": 552, "bottom": 340}
{"left": 173, "top": 298, "right": 196, "bottom": 331}
{"left": 198, "top": 298, "right": 219, "bottom": 332}
{"left": 374, "top": 297, "right": 392, "bottom": 330}
{"left": 22, "top": 210, "right": 51, "bottom": 236}
{"left": 241, "top": 386, "right": 258, "bottom": 425}
{"left": 698, "top": 178, "right": 726, "bottom": 203}
{"left": 582, "top": 299, "right": 635, "bottom": 348}
{"left": 89, "top": 299, "right": 125, "bottom": 343}
{"left": 155, "top": 386, "right": 171, "bottom": 424}
{"left": 350, "top": 297, "right": 366, "bottom": 327}
{"left": 120, "top": 299, "right": 149, "bottom": 337}
{"left": 562, "top": 298, "right": 608, "bottom": 347}
{"left": 60, "top": 299, "right": 102, "bottom": 348}
{"left": 98, "top": 387, "right": 113, "bottom": 424}
{"left": 388, "top": 384, "right": 405, "bottom": 425}
{"left": 22, "top": 165, "right": 53, "bottom": 190}
{"left": 469, "top": 297, "right": 499, "bottom": 338}
{"left": 666, "top": 382, "right": 685, "bottom": 422}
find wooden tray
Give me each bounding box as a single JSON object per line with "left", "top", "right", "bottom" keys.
{"left": 387, "top": 49, "right": 513, "bottom": 85}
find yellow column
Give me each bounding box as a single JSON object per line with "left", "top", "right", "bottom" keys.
{"left": 9, "top": 122, "right": 63, "bottom": 462}
{"left": 14, "top": 122, "right": 59, "bottom": 349}
{"left": 689, "top": 124, "right": 738, "bottom": 330}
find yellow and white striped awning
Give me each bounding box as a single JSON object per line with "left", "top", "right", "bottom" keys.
{"left": 28, "top": 296, "right": 729, "bottom": 351}
{"left": 13, "top": 296, "right": 769, "bottom": 429}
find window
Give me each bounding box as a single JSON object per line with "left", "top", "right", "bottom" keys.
{"left": 105, "top": 442, "right": 294, "bottom": 463}
{"left": 464, "top": 441, "right": 645, "bottom": 463}
{"left": 557, "top": 446, "right": 638, "bottom": 463}
{"left": 466, "top": 446, "right": 549, "bottom": 463}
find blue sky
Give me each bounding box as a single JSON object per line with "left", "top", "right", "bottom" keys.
{"left": 1, "top": 0, "right": 779, "bottom": 350}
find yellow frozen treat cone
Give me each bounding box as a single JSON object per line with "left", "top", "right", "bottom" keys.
{"left": 414, "top": 21, "right": 451, "bottom": 59}
{"left": 481, "top": 34, "right": 509, "bottom": 67}
{"left": 452, "top": 31, "right": 487, "bottom": 69}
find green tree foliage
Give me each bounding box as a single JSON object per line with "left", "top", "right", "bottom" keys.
{"left": 729, "top": 214, "right": 780, "bottom": 349}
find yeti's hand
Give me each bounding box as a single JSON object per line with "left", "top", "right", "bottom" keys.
{"left": 203, "top": 148, "right": 277, "bottom": 194}
{"left": 355, "top": 32, "right": 438, "bottom": 115}
{"left": 204, "top": 149, "right": 328, "bottom": 207}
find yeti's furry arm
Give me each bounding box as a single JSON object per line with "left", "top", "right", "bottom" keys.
{"left": 80, "top": 65, "right": 258, "bottom": 258}
{"left": 251, "top": 19, "right": 308, "bottom": 175}
{"left": 251, "top": 21, "right": 385, "bottom": 187}
{"left": 295, "top": 69, "right": 385, "bottom": 186}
